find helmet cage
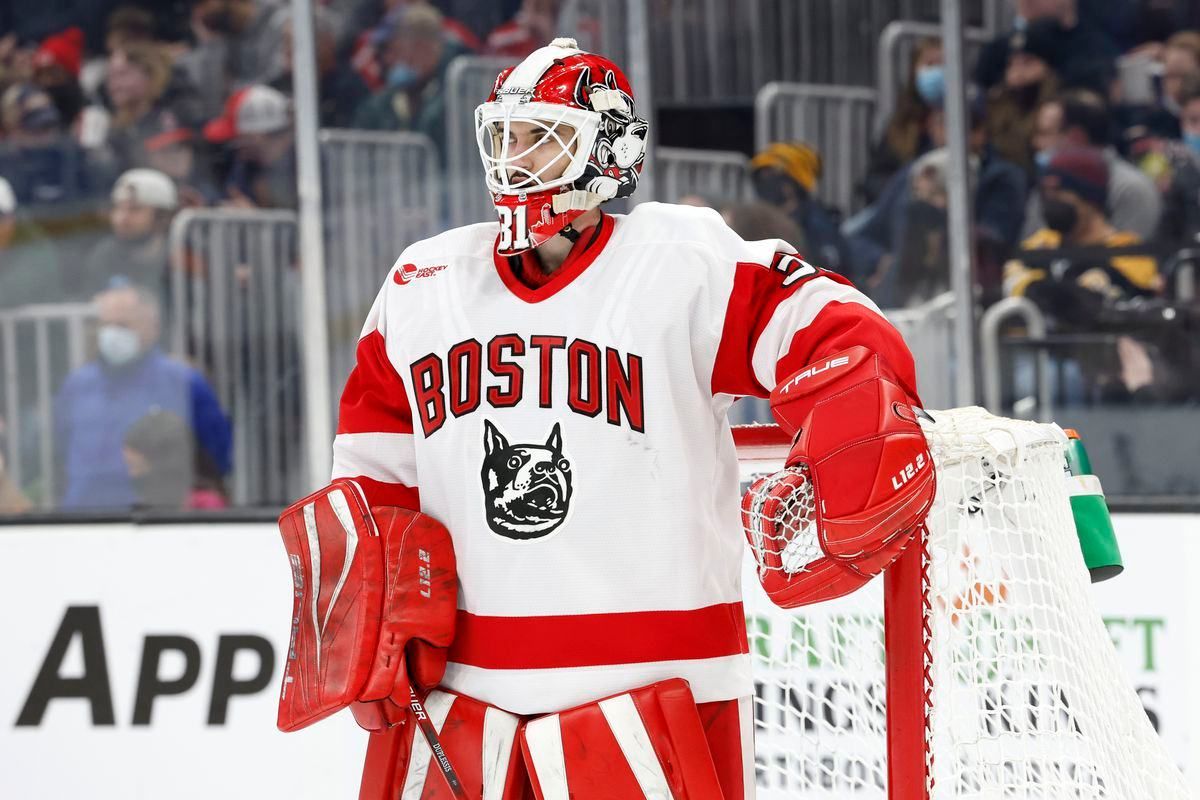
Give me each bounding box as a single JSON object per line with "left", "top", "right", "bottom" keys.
{"left": 475, "top": 101, "right": 601, "bottom": 195}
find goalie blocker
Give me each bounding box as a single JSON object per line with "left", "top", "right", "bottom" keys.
{"left": 743, "top": 345, "right": 936, "bottom": 607}
{"left": 276, "top": 479, "right": 458, "bottom": 732}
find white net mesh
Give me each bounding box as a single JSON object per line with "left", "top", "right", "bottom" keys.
{"left": 743, "top": 465, "right": 821, "bottom": 577}
{"left": 738, "top": 407, "right": 1190, "bottom": 799}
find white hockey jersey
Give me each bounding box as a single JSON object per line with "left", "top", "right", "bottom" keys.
{"left": 331, "top": 202, "right": 916, "bottom": 715}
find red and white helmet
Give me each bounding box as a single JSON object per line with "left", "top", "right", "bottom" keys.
{"left": 476, "top": 38, "right": 648, "bottom": 254}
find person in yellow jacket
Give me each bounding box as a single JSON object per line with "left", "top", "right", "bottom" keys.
{"left": 1005, "top": 145, "right": 1161, "bottom": 307}
{"left": 1004, "top": 145, "right": 1165, "bottom": 402}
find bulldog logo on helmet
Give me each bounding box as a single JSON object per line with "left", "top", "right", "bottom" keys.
{"left": 481, "top": 420, "right": 574, "bottom": 540}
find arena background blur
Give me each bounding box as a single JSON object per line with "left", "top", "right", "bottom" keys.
{"left": 0, "top": 0, "right": 1197, "bottom": 515}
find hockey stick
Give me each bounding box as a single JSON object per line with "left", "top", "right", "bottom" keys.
{"left": 408, "top": 687, "right": 470, "bottom": 800}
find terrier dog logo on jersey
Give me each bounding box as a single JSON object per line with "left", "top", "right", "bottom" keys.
{"left": 481, "top": 420, "right": 573, "bottom": 540}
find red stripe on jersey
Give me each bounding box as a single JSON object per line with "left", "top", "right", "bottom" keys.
{"left": 346, "top": 475, "right": 420, "bottom": 511}
{"left": 712, "top": 258, "right": 856, "bottom": 398}
{"left": 337, "top": 330, "right": 415, "bottom": 435}
{"left": 774, "top": 300, "right": 920, "bottom": 402}
{"left": 447, "top": 602, "right": 749, "bottom": 669}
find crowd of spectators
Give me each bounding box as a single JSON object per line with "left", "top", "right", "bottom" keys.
{"left": 0, "top": 0, "right": 540, "bottom": 513}
{"left": 732, "top": 0, "right": 1200, "bottom": 409}
{"left": 2, "top": 0, "right": 1200, "bottom": 514}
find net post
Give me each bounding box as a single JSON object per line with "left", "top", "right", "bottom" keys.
{"left": 884, "top": 527, "right": 930, "bottom": 800}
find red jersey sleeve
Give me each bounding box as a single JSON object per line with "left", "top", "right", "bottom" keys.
{"left": 712, "top": 251, "right": 919, "bottom": 402}
{"left": 331, "top": 286, "right": 420, "bottom": 509}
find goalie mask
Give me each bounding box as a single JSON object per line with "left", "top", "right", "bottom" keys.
{"left": 476, "top": 38, "right": 648, "bottom": 255}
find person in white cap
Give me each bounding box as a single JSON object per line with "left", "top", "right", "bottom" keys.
{"left": 203, "top": 84, "right": 296, "bottom": 208}
{"left": 0, "top": 176, "right": 64, "bottom": 310}
{"left": 79, "top": 168, "right": 179, "bottom": 298}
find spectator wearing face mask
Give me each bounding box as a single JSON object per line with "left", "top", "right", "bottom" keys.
{"left": 1004, "top": 147, "right": 1171, "bottom": 404}
{"left": 1025, "top": 90, "right": 1162, "bottom": 240}
{"left": 862, "top": 37, "right": 944, "bottom": 205}
{"left": 751, "top": 141, "right": 867, "bottom": 283}
{"left": 77, "top": 168, "right": 178, "bottom": 300}
{"left": 352, "top": 3, "right": 469, "bottom": 153}
{"left": 1005, "top": 146, "right": 1161, "bottom": 318}
{"left": 845, "top": 97, "right": 1027, "bottom": 306}
{"left": 53, "top": 284, "right": 231, "bottom": 510}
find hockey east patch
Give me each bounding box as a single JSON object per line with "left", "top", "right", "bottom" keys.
{"left": 480, "top": 420, "right": 573, "bottom": 540}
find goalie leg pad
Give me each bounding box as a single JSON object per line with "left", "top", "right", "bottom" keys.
{"left": 359, "top": 689, "right": 527, "bottom": 800}
{"left": 520, "top": 679, "right": 727, "bottom": 800}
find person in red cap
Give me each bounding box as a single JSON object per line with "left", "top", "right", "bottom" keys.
{"left": 203, "top": 84, "right": 296, "bottom": 208}
{"left": 32, "top": 28, "right": 88, "bottom": 134}
{"left": 143, "top": 110, "right": 218, "bottom": 206}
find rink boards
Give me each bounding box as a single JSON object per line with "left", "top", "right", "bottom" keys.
{"left": 1, "top": 514, "right": 1197, "bottom": 798}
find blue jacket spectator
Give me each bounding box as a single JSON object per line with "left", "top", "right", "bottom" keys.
{"left": 844, "top": 108, "right": 1027, "bottom": 306}
{"left": 0, "top": 84, "right": 107, "bottom": 208}
{"left": 54, "top": 284, "right": 231, "bottom": 510}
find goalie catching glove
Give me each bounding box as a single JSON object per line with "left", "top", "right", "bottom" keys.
{"left": 742, "top": 346, "right": 935, "bottom": 607}
{"left": 276, "top": 479, "right": 457, "bottom": 732}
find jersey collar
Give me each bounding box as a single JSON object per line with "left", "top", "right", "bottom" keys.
{"left": 493, "top": 212, "right": 615, "bottom": 304}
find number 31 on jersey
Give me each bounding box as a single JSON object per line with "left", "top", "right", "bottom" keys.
{"left": 498, "top": 205, "right": 529, "bottom": 251}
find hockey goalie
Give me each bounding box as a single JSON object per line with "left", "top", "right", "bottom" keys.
{"left": 275, "top": 38, "right": 934, "bottom": 799}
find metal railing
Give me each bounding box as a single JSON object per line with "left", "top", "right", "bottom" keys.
{"left": 319, "top": 128, "right": 442, "bottom": 389}
{"left": 445, "top": 55, "right": 519, "bottom": 230}
{"left": 980, "top": 296, "right": 1052, "bottom": 421}
{"left": 754, "top": 82, "right": 877, "bottom": 213}
{"left": 1162, "top": 247, "right": 1200, "bottom": 303}
{"left": 649, "top": 0, "right": 999, "bottom": 103}
{"left": 875, "top": 21, "right": 991, "bottom": 139}
{"left": 653, "top": 147, "right": 753, "bottom": 205}
{"left": 560, "top": 0, "right": 630, "bottom": 67}
{"left": 885, "top": 291, "right": 957, "bottom": 411}
{"left": 0, "top": 303, "right": 95, "bottom": 508}
{"left": 168, "top": 209, "right": 304, "bottom": 507}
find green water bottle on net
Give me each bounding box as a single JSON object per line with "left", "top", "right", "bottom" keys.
{"left": 1063, "top": 428, "right": 1123, "bottom": 582}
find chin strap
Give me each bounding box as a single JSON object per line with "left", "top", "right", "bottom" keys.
{"left": 551, "top": 188, "right": 604, "bottom": 214}
{"left": 558, "top": 224, "right": 581, "bottom": 243}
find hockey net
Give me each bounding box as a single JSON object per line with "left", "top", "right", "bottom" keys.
{"left": 736, "top": 406, "right": 1189, "bottom": 799}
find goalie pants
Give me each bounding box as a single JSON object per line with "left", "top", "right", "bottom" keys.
{"left": 359, "top": 684, "right": 755, "bottom": 799}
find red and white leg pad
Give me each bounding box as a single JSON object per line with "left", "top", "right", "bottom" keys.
{"left": 359, "top": 689, "right": 527, "bottom": 800}
{"left": 520, "top": 679, "right": 727, "bottom": 800}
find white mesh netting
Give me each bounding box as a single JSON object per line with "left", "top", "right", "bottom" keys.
{"left": 738, "top": 407, "right": 1190, "bottom": 799}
